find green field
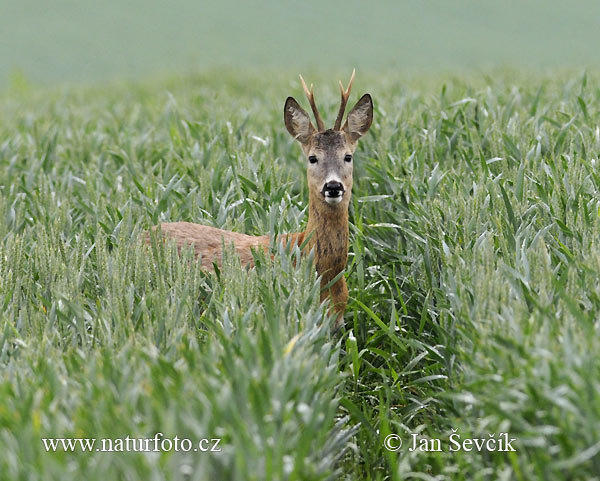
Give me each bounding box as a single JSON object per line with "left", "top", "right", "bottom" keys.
{"left": 3, "top": 0, "right": 600, "bottom": 86}
{"left": 1, "top": 69, "right": 599, "bottom": 480}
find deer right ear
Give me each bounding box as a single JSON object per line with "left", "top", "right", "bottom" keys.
{"left": 343, "top": 94, "right": 373, "bottom": 142}
{"left": 284, "top": 97, "right": 314, "bottom": 144}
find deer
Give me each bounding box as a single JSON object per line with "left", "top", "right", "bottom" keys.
{"left": 150, "top": 70, "right": 373, "bottom": 328}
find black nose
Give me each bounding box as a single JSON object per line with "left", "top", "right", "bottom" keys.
{"left": 323, "top": 181, "right": 344, "bottom": 197}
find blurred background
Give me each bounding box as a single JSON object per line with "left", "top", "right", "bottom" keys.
{"left": 1, "top": 0, "right": 600, "bottom": 87}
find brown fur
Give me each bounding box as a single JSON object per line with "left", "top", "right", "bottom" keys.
{"left": 149, "top": 222, "right": 270, "bottom": 269}
{"left": 149, "top": 75, "right": 373, "bottom": 330}
{"left": 303, "top": 189, "right": 350, "bottom": 321}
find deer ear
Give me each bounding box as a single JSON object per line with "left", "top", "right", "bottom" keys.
{"left": 343, "top": 94, "right": 373, "bottom": 141}
{"left": 284, "top": 97, "right": 314, "bottom": 144}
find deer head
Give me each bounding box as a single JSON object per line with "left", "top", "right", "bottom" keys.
{"left": 284, "top": 70, "right": 373, "bottom": 207}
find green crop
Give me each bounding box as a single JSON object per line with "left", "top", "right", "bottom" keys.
{"left": 1, "top": 70, "right": 599, "bottom": 480}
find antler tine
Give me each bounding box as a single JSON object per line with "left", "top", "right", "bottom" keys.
{"left": 299, "top": 74, "right": 325, "bottom": 131}
{"left": 334, "top": 68, "right": 356, "bottom": 130}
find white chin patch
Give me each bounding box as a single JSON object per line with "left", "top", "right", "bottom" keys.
{"left": 324, "top": 195, "right": 343, "bottom": 205}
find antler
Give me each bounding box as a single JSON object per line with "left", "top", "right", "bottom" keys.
{"left": 334, "top": 68, "right": 355, "bottom": 130}
{"left": 299, "top": 74, "right": 325, "bottom": 131}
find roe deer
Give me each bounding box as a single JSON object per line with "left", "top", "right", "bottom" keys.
{"left": 151, "top": 70, "right": 373, "bottom": 328}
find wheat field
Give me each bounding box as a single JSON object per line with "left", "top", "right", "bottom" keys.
{"left": 1, "top": 70, "right": 599, "bottom": 479}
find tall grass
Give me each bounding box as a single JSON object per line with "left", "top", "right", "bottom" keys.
{"left": 1, "top": 70, "right": 599, "bottom": 479}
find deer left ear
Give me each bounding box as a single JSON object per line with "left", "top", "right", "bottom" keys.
{"left": 343, "top": 94, "right": 373, "bottom": 141}
{"left": 284, "top": 96, "right": 315, "bottom": 144}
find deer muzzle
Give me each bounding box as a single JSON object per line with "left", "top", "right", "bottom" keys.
{"left": 322, "top": 181, "right": 345, "bottom": 205}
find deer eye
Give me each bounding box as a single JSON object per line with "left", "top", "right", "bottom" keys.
{"left": 308, "top": 155, "right": 318, "bottom": 164}
{"left": 344, "top": 154, "right": 352, "bottom": 163}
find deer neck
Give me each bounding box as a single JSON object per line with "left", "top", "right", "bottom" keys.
{"left": 304, "top": 191, "right": 349, "bottom": 282}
